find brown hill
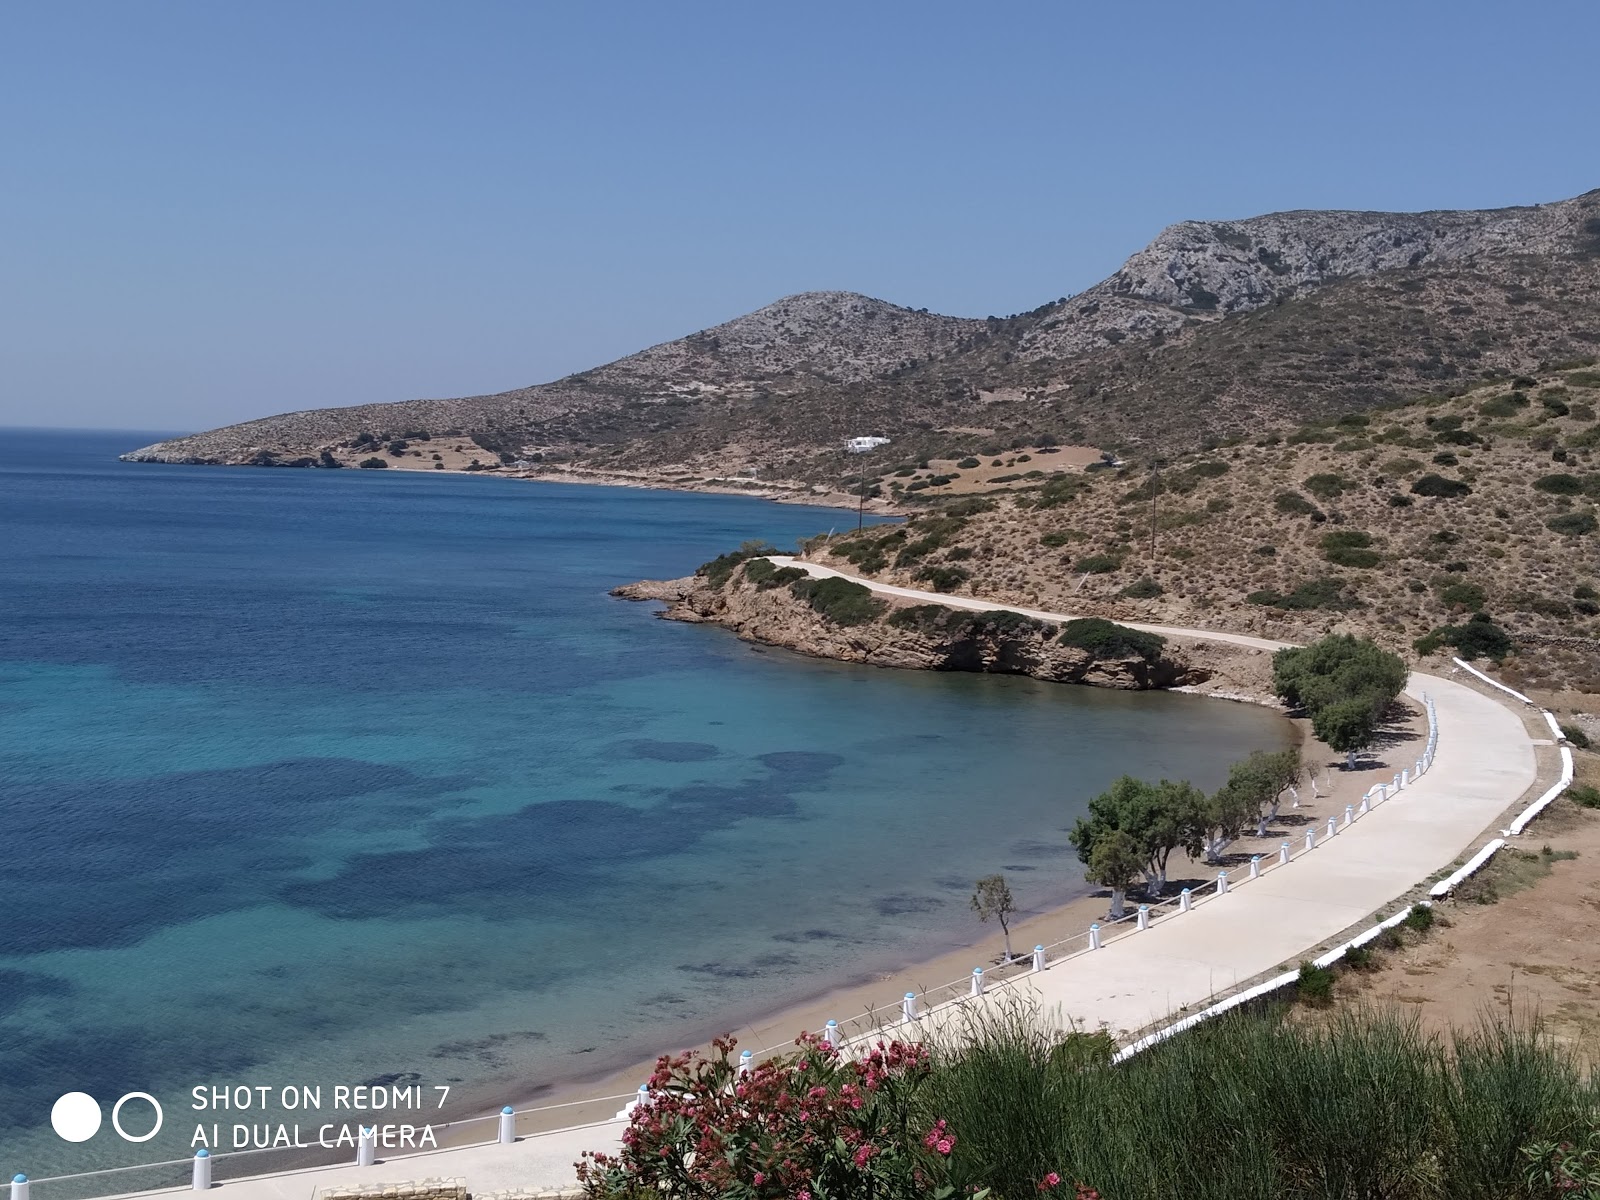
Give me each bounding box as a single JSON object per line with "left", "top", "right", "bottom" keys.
{"left": 124, "top": 190, "right": 1600, "bottom": 483}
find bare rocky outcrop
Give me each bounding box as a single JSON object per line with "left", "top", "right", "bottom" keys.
{"left": 614, "top": 572, "right": 1207, "bottom": 691}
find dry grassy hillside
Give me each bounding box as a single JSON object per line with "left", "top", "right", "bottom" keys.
{"left": 808, "top": 368, "right": 1600, "bottom": 691}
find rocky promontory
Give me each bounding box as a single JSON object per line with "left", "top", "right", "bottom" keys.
{"left": 613, "top": 562, "right": 1211, "bottom": 692}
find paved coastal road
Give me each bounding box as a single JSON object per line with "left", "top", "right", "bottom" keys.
{"left": 102, "top": 563, "right": 1542, "bottom": 1200}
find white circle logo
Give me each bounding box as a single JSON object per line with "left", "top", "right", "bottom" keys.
{"left": 111, "top": 1092, "right": 164, "bottom": 1143}
{"left": 51, "top": 1092, "right": 102, "bottom": 1142}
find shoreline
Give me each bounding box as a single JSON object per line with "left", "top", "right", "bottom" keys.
{"left": 484, "top": 699, "right": 1426, "bottom": 1144}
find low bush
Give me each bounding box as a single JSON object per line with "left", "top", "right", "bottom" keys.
{"left": 357, "top": 457, "right": 389, "bottom": 469}
{"left": 790, "top": 576, "right": 886, "bottom": 625}
{"left": 1547, "top": 510, "right": 1599, "bottom": 536}
{"left": 1304, "top": 472, "right": 1350, "bottom": 500}
{"left": 1040, "top": 530, "right": 1080, "bottom": 547}
{"left": 1402, "top": 903, "right": 1435, "bottom": 934}
{"left": 1412, "top": 474, "right": 1473, "bottom": 498}
{"left": 1439, "top": 580, "right": 1487, "bottom": 609}
{"left": 885, "top": 603, "right": 954, "bottom": 632}
{"left": 915, "top": 565, "right": 972, "bottom": 593}
{"left": 1248, "top": 578, "right": 1361, "bottom": 611}
{"left": 1534, "top": 473, "right": 1585, "bottom": 495}
{"left": 1415, "top": 613, "right": 1515, "bottom": 662}
{"left": 1119, "top": 577, "right": 1163, "bottom": 599}
{"left": 1074, "top": 553, "right": 1123, "bottom": 574}
{"left": 1274, "top": 490, "right": 1323, "bottom": 518}
{"left": 957, "top": 457, "right": 981, "bottom": 469}
{"left": 743, "top": 558, "right": 807, "bottom": 590}
{"left": 1560, "top": 724, "right": 1592, "bottom": 750}
{"left": 698, "top": 541, "right": 778, "bottom": 588}
{"left": 1569, "top": 783, "right": 1600, "bottom": 808}
{"left": 1296, "top": 960, "right": 1335, "bottom": 1006}
{"left": 1321, "top": 530, "right": 1382, "bottom": 568}
{"left": 1479, "top": 394, "right": 1529, "bottom": 418}
{"left": 1058, "top": 617, "right": 1166, "bottom": 662}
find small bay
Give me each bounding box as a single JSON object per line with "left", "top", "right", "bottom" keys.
{"left": 0, "top": 430, "right": 1290, "bottom": 1185}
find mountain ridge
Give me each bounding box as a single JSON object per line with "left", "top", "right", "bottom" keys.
{"left": 124, "top": 188, "right": 1600, "bottom": 480}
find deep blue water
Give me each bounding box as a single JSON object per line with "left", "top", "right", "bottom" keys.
{"left": 0, "top": 430, "right": 1290, "bottom": 1184}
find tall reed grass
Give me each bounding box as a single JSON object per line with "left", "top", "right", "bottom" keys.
{"left": 917, "top": 997, "right": 1593, "bottom": 1200}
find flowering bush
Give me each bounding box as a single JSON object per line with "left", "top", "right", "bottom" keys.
{"left": 1525, "top": 1129, "right": 1600, "bottom": 1198}
{"left": 576, "top": 1033, "right": 987, "bottom": 1200}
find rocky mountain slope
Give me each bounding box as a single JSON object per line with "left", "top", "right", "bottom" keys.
{"left": 125, "top": 189, "right": 1600, "bottom": 481}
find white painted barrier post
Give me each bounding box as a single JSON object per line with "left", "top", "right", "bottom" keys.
{"left": 1215, "top": 871, "right": 1229, "bottom": 895}
{"left": 1137, "top": 904, "right": 1150, "bottom": 930}
{"left": 1179, "top": 888, "right": 1192, "bottom": 912}
{"left": 1279, "top": 840, "right": 1290, "bottom": 865}
{"left": 1343, "top": 804, "right": 1354, "bottom": 828}
{"left": 1393, "top": 772, "right": 1403, "bottom": 792}
{"left": 356, "top": 1125, "right": 376, "bottom": 1167}
{"left": 970, "top": 967, "right": 984, "bottom": 997}
{"left": 738, "top": 1050, "right": 753, "bottom": 1075}
{"left": 498, "top": 1106, "right": 515, "bottom": 1145}
{"left": 1359, "top": 795, "right": 1370, "bottom": 816}
{"left": 902, "top": 991, "right": 919, "bottom": 1022}
{"left": 1306, "top": 828, "right": 1316, "bottom": 852}
{"left": 192, "top": 1149, "right": 211, "bottom": 1190}
{"left": 824, "top": 1019, "right": 841, "bottom": 1048}
{"left": 11, "top": 1176, "right": 26, "bottom": 1200}
{"left": 1089, "top": 923, "right": 1102, "bottom": 950}
{"left": 1249, "top": 855, "right": 1261, "bottom": 880}
{"left": 1032, "top": 944, "right": 1045, "bottom": 972}
{"left": 1326, "top": 815, "right": 1338, "bottom": 839}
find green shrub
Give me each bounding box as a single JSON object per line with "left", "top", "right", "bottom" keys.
{"left": 1433, "top": 451, "right": 1460, "bottom": 466}
{"left": 1296, "top": 960, "right": 1335, "bottom": 1006}
{"left": 789, "top": 576, "right": 885, "bottom": 625}
{"left": 1344, "top": 945, "right": 1376, "bottom": 971}
{"left": 1547, "top": 510, "right": 1598, "bottom": 536}
{"left": 1074, "top": 553, "right": 1123, "bottom": 574}
{"left": 1382, "top": 457, "right": 1424, "bottom": 476}
{"left": 1541, "top": 391, "right": 1572, "bottom": 417}
{"left": 1566, "top": 370, "right": 1600, "bottom": 388}
{"left": 1569, "top": 783, "right": 1600, "bottom": 808}
{"left": 1032, "top": 474, "right": 1090, "bottom": 509}
{"left": 1058, "top": 617, "right": 1166, "bottom": 662}
{"left": 1304, "top": 473, "right": 1350, "bottom": 500}
{"left": 1436, "top": 428, "right": 1483, "bottom": 446}
{"left": 1478, "top": 394, "right": 1528, "bottom": 418}
{"left": 1402, "top": 904, "right": 1435, "bottom": 934}
{"left": 1560, "top": 725, "right": 1592, "bottom": 750}
{"left": 1191, "top": 460, "right": 1230, "bottom": 478}
{"left": 698, "top": 541, "right": 778, "bottom": 587}
{"left": 742, "top": 558, "right": 807, "bottom": 590}
{"left": 1534, "top": 473, "right": 1585, "bottom": 495}
{"left": 1039, "top": 530, "right": 1079, "bottom": 547}
{"left": 915, "top": 565, "right": 972, "bottom": 593}
{"left": 1274, "top": 490, "right": 1323, "bottom": 518}
{"left": 885, "top": 603, "right": 954, "bottom": 632}
{"left": 357, "top": 457, "right": 389, "bottom": 469}
{"left": 1412, "top": 474, "right": 1473, "bottom": 498}
{"left": 1415, "top": 613, "right": 1515, "bottom": 661}
{"left": 1439, "top": 580, "right": 1487, "bottom": 610}
{"left": 1119, "top": 577, "right": 1163, "bottom": 599}
{"left": 1321, "top": 530, "right": 1382, "bottom": 568}
{"left": 1569, "top": 423, "right": 1600, "bottom": 449}
{"left": 1249, "top": 579, "right": 1361, "bottom": 611}
{"left": 1254, "top": 544, "right": 1277, "bottom": 556}
{"left": 957, "top": 457, "right": 980, "bottom": 469}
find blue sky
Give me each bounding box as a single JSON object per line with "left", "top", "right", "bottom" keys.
{"left": 3, "top": 1, "right": 1596, "bottom": 431}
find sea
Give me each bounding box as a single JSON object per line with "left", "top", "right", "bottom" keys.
{"left": 0, "top": 429, "right": 1292, "bottom": 1191}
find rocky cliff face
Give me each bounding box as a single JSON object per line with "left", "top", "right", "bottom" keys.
{"left": 615, "top": 572, "right": 1207, "bottom": 691}
{"left": 124, "top": 188, "right": 1600, "bottom": 473}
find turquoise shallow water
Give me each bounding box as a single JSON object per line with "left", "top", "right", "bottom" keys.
{"left": 0, "top": 430, "right": 1291, "bottom": 1186}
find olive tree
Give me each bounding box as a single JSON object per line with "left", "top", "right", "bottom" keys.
{"left": 970, "top": 874, "right": 1018, "bottom": 961}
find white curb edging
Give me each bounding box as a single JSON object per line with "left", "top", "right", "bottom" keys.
{"left": 1429, "top": 839, "right": 1505, "bottom": 898}
{"left": 1506, "top": 747, "right": 1577, "bottom": 836}
{"left": 1452, "top": 656, "right": 1534, "bottom": 705}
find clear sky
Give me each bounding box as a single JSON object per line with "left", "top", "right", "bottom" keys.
{"left": 3, "top": 1, "right": 1596, "bottom": 432}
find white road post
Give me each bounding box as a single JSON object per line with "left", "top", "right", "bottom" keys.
{"left": 824, "top": 1019, "right": 841, "bottom": 1049}
{"left": 192, "top": 1150, "right": 211, "bottom": 1190}
{"left": 1179, "top": 888, "right": 1192, "bottom": 912}
{"left": 1249, "top": 855, "right": 1261, "bottom": 880}
{"left": 1326, "top": 815, "right": 1338, "bottom": 839}
{"left": 970, "top": 967, "right": 985, "bottom": 997}
{"left": 738, "top": 1051, "right": 753, "bottom": 1076}
{"left": 1279, "top": 840, "right": 1291, "bottom": 865}
{"left": 1305, "top": 828, "right": 1316, "bottom": 852}
{"left": 1088, "top": 923, "right": 1102, "bottom": 950}
{"left": 902, "top": 991, "right": 919, "bottom": 1022}
{"left": 1032, "top": 944, "right": 1046, "bottom": 972}
{"left": 356, "top": 1126, "right": 376, "bottom": 1168}
{"left": 11, "top": 1176, "right": 26, "bottom": 1200}
{"left": 498, "top": 1106, "right": 515, "bottom": 1145}
{"left": 1136, "top": 904, "right": 1150, "bottom": 930}
{"left": 1216, "top": 871, "right": 1229, "bottom": 896}
{"left": 1343, "top": 804, "right": 1354, "bottom": 828}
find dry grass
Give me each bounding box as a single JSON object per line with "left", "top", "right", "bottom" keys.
{"left": 811, "top": 371, "right": 1600, "bottom": 691}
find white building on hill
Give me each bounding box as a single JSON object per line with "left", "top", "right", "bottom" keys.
{"left": 845, "top": 436, "right": 891, "bottom": 454}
